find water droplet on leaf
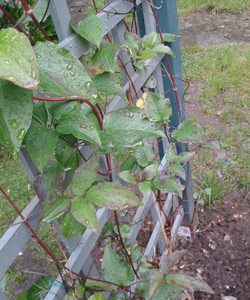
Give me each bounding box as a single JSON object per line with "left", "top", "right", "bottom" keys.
{"left": 17, "top": 128, "right": 26, "bottom": 141}
{"left": 66, "top": 64, "right": 73, "bottom": 70}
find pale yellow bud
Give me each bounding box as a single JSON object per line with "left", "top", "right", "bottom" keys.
{"left": 136, "top": 98, "right": 145, "bottom": 109}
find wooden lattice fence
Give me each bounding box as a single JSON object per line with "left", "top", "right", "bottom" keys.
{"left": 0, "top": 1, "right": 194, "bottom": 299}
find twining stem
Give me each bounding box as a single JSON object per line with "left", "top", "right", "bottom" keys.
{"left": 0, "top": 186, "right": 123, "bottom": 289}
{"left": 32, "top": 96, "right": 103, "bottom": 130}
{"left": 19, "top": 0, "right": 51, "bottom": 41}
{"left": 0, "top": 5, "right": 35, "bottom": 45}
{"left": 91, "top": 0, "right": 139, "bottom": 100}
{"left": 33, "top": 94, "right": 139, "bottom": 279}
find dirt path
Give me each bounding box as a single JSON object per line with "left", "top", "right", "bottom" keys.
{"left": 179, "top": 9, "right": 250, "bottom": 46}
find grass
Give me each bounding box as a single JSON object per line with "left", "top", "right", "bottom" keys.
{"left": 0, "top": 147, "right": 35, "bottom": 238}
{"left": 181, "top": 43, "right": 250, "bottom": 200}
{"left": 0, "top": 147, "right": 61, "bottom": 298}
{"left": 177, "top": 0, "right": 250, "bottom": 16}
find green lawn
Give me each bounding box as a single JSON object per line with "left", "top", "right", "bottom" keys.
{"left": 181, "top": 43, "right": 250, "bottom": 202}
{"left": 177, "top": 0, "right": 249, "bottom": 15}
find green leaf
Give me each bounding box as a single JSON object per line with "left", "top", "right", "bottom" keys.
{"left": 24, "top": 120, "right": 58, "bottom": 170}
{"left": 141, "top": 32, "right": 157, "bottom": 48}
{"left": 33, "top": 101, "right": 48, "bottom": 125}
{"left": 156, "top": 33, "right": 175, "bottom": 44}
{"left": 142, "top": 163, "right": 158, "bottom": 180}
{"left": 100, "top": 106, "right": 165, "bottom": 152}
{"left": 55, "top": 138, "right": 80, "bottom": 171}
{"left": 165, "top": 144, "right": 194, "bottom": 164}
{"left": 172, "top": 119, "right": 204, "bottom": 143}
{"left": 60, "top": 212, "right": 85, "bottom": 238}
{"left": 133, "top": 61, "right": 145, "bottom": 69}
{"left": 133, "top": 141, "right": 155, "bottom": 167}
{"left": 91, "top": 43, "right": 120, "bottom": 72}
{"left": 160, "top": 250, "right": 186, "bottom": 274}
{"left": 87, "top": 293, "right": 105, "bottom": 300}
{"left": 152, "top": 44, "right": 175, "bottom": 57}
{"left": 138, "top": 181, "right": 151, "bottom": 197}
{"left": 33, "top": 0, "right": 50, "bottom": 22}
{"left": 65, "top": 282, "right": 84, "bottom": 299}
{"left": 69, "top": 153, "right": 99, "bottom": 196}
{"left": 120, "top": 155, "right": 137, "bottom": 172}
{"left": 148, "top": 271, "right": 164, "bottom": 300}
{"left": 71, "top": 196, "right": 98, "bottom": 232}
{"left": 118, "top": 170, "right": 136, "bottom": 183}
{"left": 33, "top": 160, "right": 64, "bottom": 201}
{"left": 0, "top": 107, "right": 14, "bottom": 154}
{"left": 92, "top": 72, "right": 126, "bottom": 100}
{"left": 139, "top": 48, "right": 157, "bottom": 60}
{"left": 16, "top": 291, "right": 27, "bottom": 300}
{"left": 145, "top": 92, "right": 172, "bottom": 123}
{"left": 124, "top": 32, "right": 140, "bottom": 53}
{"left": 102, "top": 245, "right": 135, "bottom": 285}
{"left": 86, "top": 182, "right": 142, "bottom": 210}
{"left": 56, "top": 105, "right": 102, "bottom": 147}
{"left": 70, "top": 15, "right": 103, "bottom": 47}
{"left": 114, "top": 223, "right": 130, "bottom": 238}
{"left": 0, "top": 80, "right": 33, "bottom": 152}
{"left": 165, "top": 272, "right": 214, "bottom": 294}
{"left": 153, "top": 175, "right": 184, "bottom": 197}
{"left": 42, "top": 195, "right": 68, "bottom": 222}
{"left": 168, "top": 164, "right": 186, "bottom": 180}
{"left": 27, "top": 276, "right": 54, "bottom": 300}
{"left": 85, "top": 279, "right": 114, "bottom": 291}
{"left": 151, "top": 282, "right": 180, "bottom": 300}
{"left": 0, "top": 28, "right": 39, "bottom": 90}
{"left": 34, "top": 42, "right": 92, "bottom": 98}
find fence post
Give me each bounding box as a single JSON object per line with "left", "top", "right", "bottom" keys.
{"left": 150, "top": 0, "right": 194, "bottom": 224}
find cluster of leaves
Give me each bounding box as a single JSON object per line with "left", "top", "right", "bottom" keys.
{"left": 124, "top": 31, "right": 176, "bottom": 69}
{"left": 0, "top": 0, "right": 57, "bottom": 42}
{"left": 0, "top": 10, "right": 215, "bottom": 300}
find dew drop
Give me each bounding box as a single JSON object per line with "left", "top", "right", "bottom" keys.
{"left": 49, "top": 50, "right": 55, "bottom": 57}
{"left": 8, "top": 76, "right": 17, "bottom": 82}
{"left": 90, "top": 125, "right": 94, "bottom": 130}
{"left": 70, "top": 71, "right": 75, "bottom": 76}
{"left": 25, "top": 68, "right": 29, "bottom": 73}
{"left": 85, "top": 220, "right": 89, "bottom": 225}
{"left": 28, "top": 55, "right": 34, "bottom": 62}
{"left": 36, "top": 54, "right": 41, "bottom": 59}
{"left": 8, "top": 119, "right": 18, "bottom": 129}
{"left": 66, "top": 64, "right": 73, "bottom": 70}
{"left": 5, "top": 60, "right": 9, "bottom": 64}
{"left": 17, "top": 128, "right": 26, "bottom": 141}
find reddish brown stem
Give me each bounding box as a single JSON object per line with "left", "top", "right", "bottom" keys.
{"left": 0, "top": 5, "right": 35, "bottom": 45}
{"left": 0, "top": 186, "right": 123, "bottom": 288}
{"left": 32, "top": 96, "right": 103, "bottom": 130}
{"left": 19, "top": 0, "right": 52, "bottom": 41}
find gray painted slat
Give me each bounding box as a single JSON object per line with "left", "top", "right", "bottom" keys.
{"left": 58, "top": 0, "right": 142, "bottom": 58}
{"left": 49, "top": 0, "right": 72, "bottom": 41}
{"left": 144, "top": 193, "right": 173, "bottom": 259}
{"left": 0, "top": 291, "right": 9, "bottom": 300}
{"left": 0, "top": 196, "right": 42, "bottom": 277}
{"left": 171, "top": 207, "right": 184, "bottom": 244}
{"left": 130, "top": 192, "right": 153, "bottom": 244}
{"left": 18, "top": 146, "right": 40, "bottom": 182}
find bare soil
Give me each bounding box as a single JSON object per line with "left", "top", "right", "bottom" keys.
{"left": 177, "top": 190, "right": 250, "bottom": 300}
